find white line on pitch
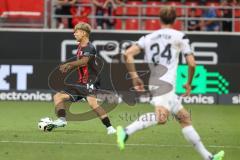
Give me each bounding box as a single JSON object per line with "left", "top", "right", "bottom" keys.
{"left": 0, "top": 140, "right": 240, "bottom": 149}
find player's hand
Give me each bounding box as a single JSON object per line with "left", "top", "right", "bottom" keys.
{"left": 182, "top": 83, "right": 191, "bottom": 97}
{"left": 132, "top": 77, "right": 145, "bottom": 92}
{"left": 59, "top": 63, "right": 72, "bottom": 73}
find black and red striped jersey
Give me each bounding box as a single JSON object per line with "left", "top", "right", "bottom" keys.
{"left": 76, "top": 42, "right": 100, "bottom": 84}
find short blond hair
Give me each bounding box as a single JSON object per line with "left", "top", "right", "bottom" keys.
{"left": 74, "top": 22, "right": 91, "bottom": 36}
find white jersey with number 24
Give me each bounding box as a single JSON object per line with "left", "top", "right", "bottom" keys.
{"left": 137, "top": 28, "right": 192, "bottom": 90}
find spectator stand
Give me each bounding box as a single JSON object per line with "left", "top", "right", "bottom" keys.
{"left": 0, "top": 0, "right": 47, "bottom": 28}
{"left": 1, "top": 0, "right": 240, "bottom": 32}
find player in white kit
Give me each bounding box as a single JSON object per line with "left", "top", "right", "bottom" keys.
{"left": 116, "top": 6, "right": 224, "bottom": 160}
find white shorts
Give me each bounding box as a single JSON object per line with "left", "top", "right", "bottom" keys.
{"left": 150, "top": 91, "right": 183, "bottom": 115}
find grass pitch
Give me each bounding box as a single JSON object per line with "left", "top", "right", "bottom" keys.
{"left": 0, "top": 101, "right": 239, "bottom": 160}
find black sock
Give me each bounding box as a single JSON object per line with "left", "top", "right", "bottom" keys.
{"left": 124, "top": 134, "right": 129, "bottom": 142}
{"left": 101, "top": 117, "right": 111, "bottom": 128}
{"left": 57, "top": 109, "right": 66, "bottom": 118}
{"left": 124, "top": 129, "right": 129, "bottom": 142}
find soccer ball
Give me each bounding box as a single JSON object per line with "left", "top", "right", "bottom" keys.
{"left": 38, "top": 117, "right": 53, "bottom": 131}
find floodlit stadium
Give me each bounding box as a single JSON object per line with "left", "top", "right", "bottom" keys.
{"left": 0, "top": 0, "right": 240, "bottom": 160}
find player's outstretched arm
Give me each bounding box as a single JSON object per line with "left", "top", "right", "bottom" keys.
{"left": 59, "top": 56, "right": 90, "bottom": 73}
{"left": 124, "top": 44, "right": 144, "bottom": 92}
{"left": 182, "top": 54, "right": 196, "bottom": 97}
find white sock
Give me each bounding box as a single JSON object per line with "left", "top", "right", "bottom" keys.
{"left": 182, "top": 126, "right": 212, "bottom": 160}
{"left": 125, "top": 112, "right": 158, "bottom": 135}
{"left": 107, "top": 126, "right": 114, "bottom": 130}
{"left": 59, "top": 117, "right": 66, "bottom": 122}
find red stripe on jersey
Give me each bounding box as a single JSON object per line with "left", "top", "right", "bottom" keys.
{"left": 76, "top": 45, "right": 89, "bottom": 84}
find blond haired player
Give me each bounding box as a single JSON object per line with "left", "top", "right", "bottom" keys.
{"left": 46, "top": 22, "right": 116, "bottom": 134}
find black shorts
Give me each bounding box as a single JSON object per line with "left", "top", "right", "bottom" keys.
{"left": 63, "top": 82, "right": 99, "bottom": 102}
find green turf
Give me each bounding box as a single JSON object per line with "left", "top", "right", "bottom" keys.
{"left": 0, "top": 101, "right": 239, "bottom": 160}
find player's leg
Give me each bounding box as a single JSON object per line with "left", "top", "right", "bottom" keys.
{"left": 122, "top": 92, "right": 171, "bottom": 135}
{"left": 117, "top": 106, "right": 169, "bottom": 150}
{"left": 86, "top": 96, "right": 116, "bottom": 134}
{"left": 125, "top": 106, "right": 168, "bottom": 135}
{"left": 176, "top": 108, "right": 224, "bottom": 160}
{"left": 45, "top": 92, "right": 70, "bottom": 131}
{"left": 54, "top": 92, "right": 70, "bottom": 120}
{"left": 116, "top": 91, "right": 172, "bottom": 150}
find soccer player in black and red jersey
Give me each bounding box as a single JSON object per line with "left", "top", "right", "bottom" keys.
{"left": 46, "top": 22, "right": 116, "bottom": 134}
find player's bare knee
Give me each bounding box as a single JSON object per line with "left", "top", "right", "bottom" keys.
{"left": 88, "top": 101, "right": 98, "bottom": 108}
{"left": 53, "top": 93, "right": 60, "bottom": 105}
{"left": 176, "top": 108, "right": 192, "bottom": 127}
{"left": 177, "top": 113, "right": 192, "bottom": 127}
{"left": 87, "top": 96, "right": 98, "bottom": 108}
{"left": 180, "top": 117, "right": 191, "bottom": 126}
{"left": 157, "top": 113, "right": 168, "bottom": 125}
{"left": 53, "top": 93, "right": 61, "bottom": 100}
{"left": 53, "top": 93, "right": 65, "bottom": 106}
{"left": 155, "top": 107, "right": 169, "bottom": 125}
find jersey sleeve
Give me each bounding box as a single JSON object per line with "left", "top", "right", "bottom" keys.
{"left": 82, "top": 44, "right": 97, "bottom": 57}
{"left": 181, "top": 35, "right": 192, "bottom": 56}
{"left": 136, "top": 36, "right": 146, "bottom": 49}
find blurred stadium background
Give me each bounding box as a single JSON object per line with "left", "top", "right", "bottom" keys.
{"left": 0, "top": 0, "right": 240, "bottom": 160}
